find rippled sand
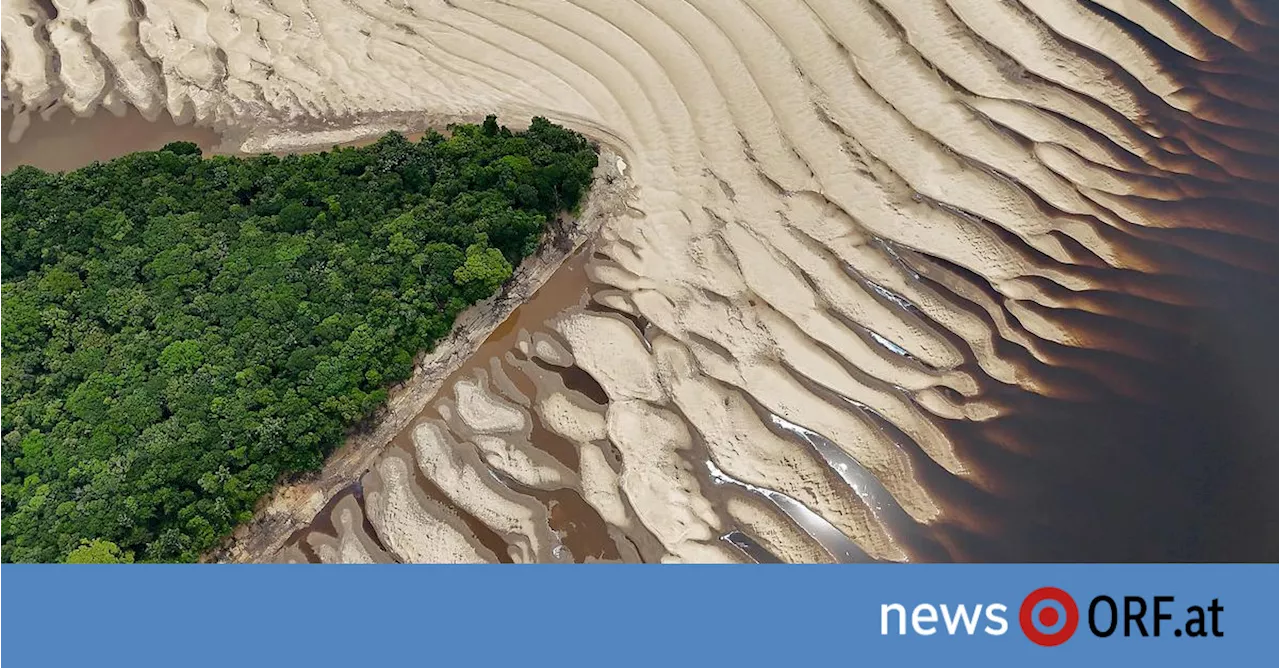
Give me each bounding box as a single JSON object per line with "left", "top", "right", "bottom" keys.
{"left": 6, "top": 0, "right": 1274, "bottom": 562}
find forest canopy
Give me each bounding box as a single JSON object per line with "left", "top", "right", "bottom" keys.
{"left": 1, "top": 116, "right": 597, "bottom": 562}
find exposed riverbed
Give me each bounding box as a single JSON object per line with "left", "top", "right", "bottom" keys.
{"left": 5, "top": 6, "right": 1275, "bottom": 564}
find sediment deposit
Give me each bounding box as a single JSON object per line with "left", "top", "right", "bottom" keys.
{"left": 6, "top": 0, "right": 1274, "bottom": 563}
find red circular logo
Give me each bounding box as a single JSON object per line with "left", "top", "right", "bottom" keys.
{"left": 1019, "top": 587, "right": 1079, "bottom": 646}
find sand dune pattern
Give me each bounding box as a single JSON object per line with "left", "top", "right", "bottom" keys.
{"left": 5, "top": 0, "right": 1275, "bottom": 563}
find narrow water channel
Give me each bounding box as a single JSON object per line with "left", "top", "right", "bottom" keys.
{"left": 2, "top": 108, "right": 223, "bottom": 173}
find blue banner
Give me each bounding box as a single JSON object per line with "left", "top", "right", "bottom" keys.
{"left": 3, "top": 565, "right": 1276, "bottom": 666}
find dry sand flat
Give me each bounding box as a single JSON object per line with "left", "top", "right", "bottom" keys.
{"left": 5, "top": 0, "right": 1274, "bottom": 562}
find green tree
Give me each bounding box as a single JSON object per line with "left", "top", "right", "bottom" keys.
{"left": 161, "top": 141, "right": 202, "bottom": 157}
{"left": 65, "top": 539, "right": 133, "bottom": 564}
{"left": 453, "top": 242, "right": 513, "bottom": 300}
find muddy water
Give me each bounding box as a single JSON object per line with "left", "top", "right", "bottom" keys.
{"left": 0, "top": 108, "right": 437, "bottom": 175}
{"left": 283, "top": 248, "right": 624, "bottom": 562}
{"left": 893, "top": 247, "right": 1279, "bottom": 563}
{"left": 1, "top": 108, "right": 223, "bottom": 173}
{"left": 386, "top": 246, "right": 623, "bottom": 562}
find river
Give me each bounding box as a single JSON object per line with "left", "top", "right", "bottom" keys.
{"left": 2, "top": 108, "right": 222, "bottom": 173}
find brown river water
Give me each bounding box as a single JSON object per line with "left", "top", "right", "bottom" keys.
{"left": 2, "top": 109, "right": 222, "bottom": 173}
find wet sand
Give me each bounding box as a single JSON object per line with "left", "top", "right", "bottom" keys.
{"left": 281, "top": 248, "right": 627, "bottom": 563}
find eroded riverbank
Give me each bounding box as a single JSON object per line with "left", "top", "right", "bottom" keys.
{"left": 211, "top": 146, "right": 632, "bottom": 563}
{"left": 1, "top": 104, "right": 636, "bottom": 563}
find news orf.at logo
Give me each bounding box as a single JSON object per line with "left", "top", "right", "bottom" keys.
{"left": 1019, "top": 587, "right": 1079, "bottom": 646}
{"left": 880, "top": 587, "right": 1224, "bottom": 645}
